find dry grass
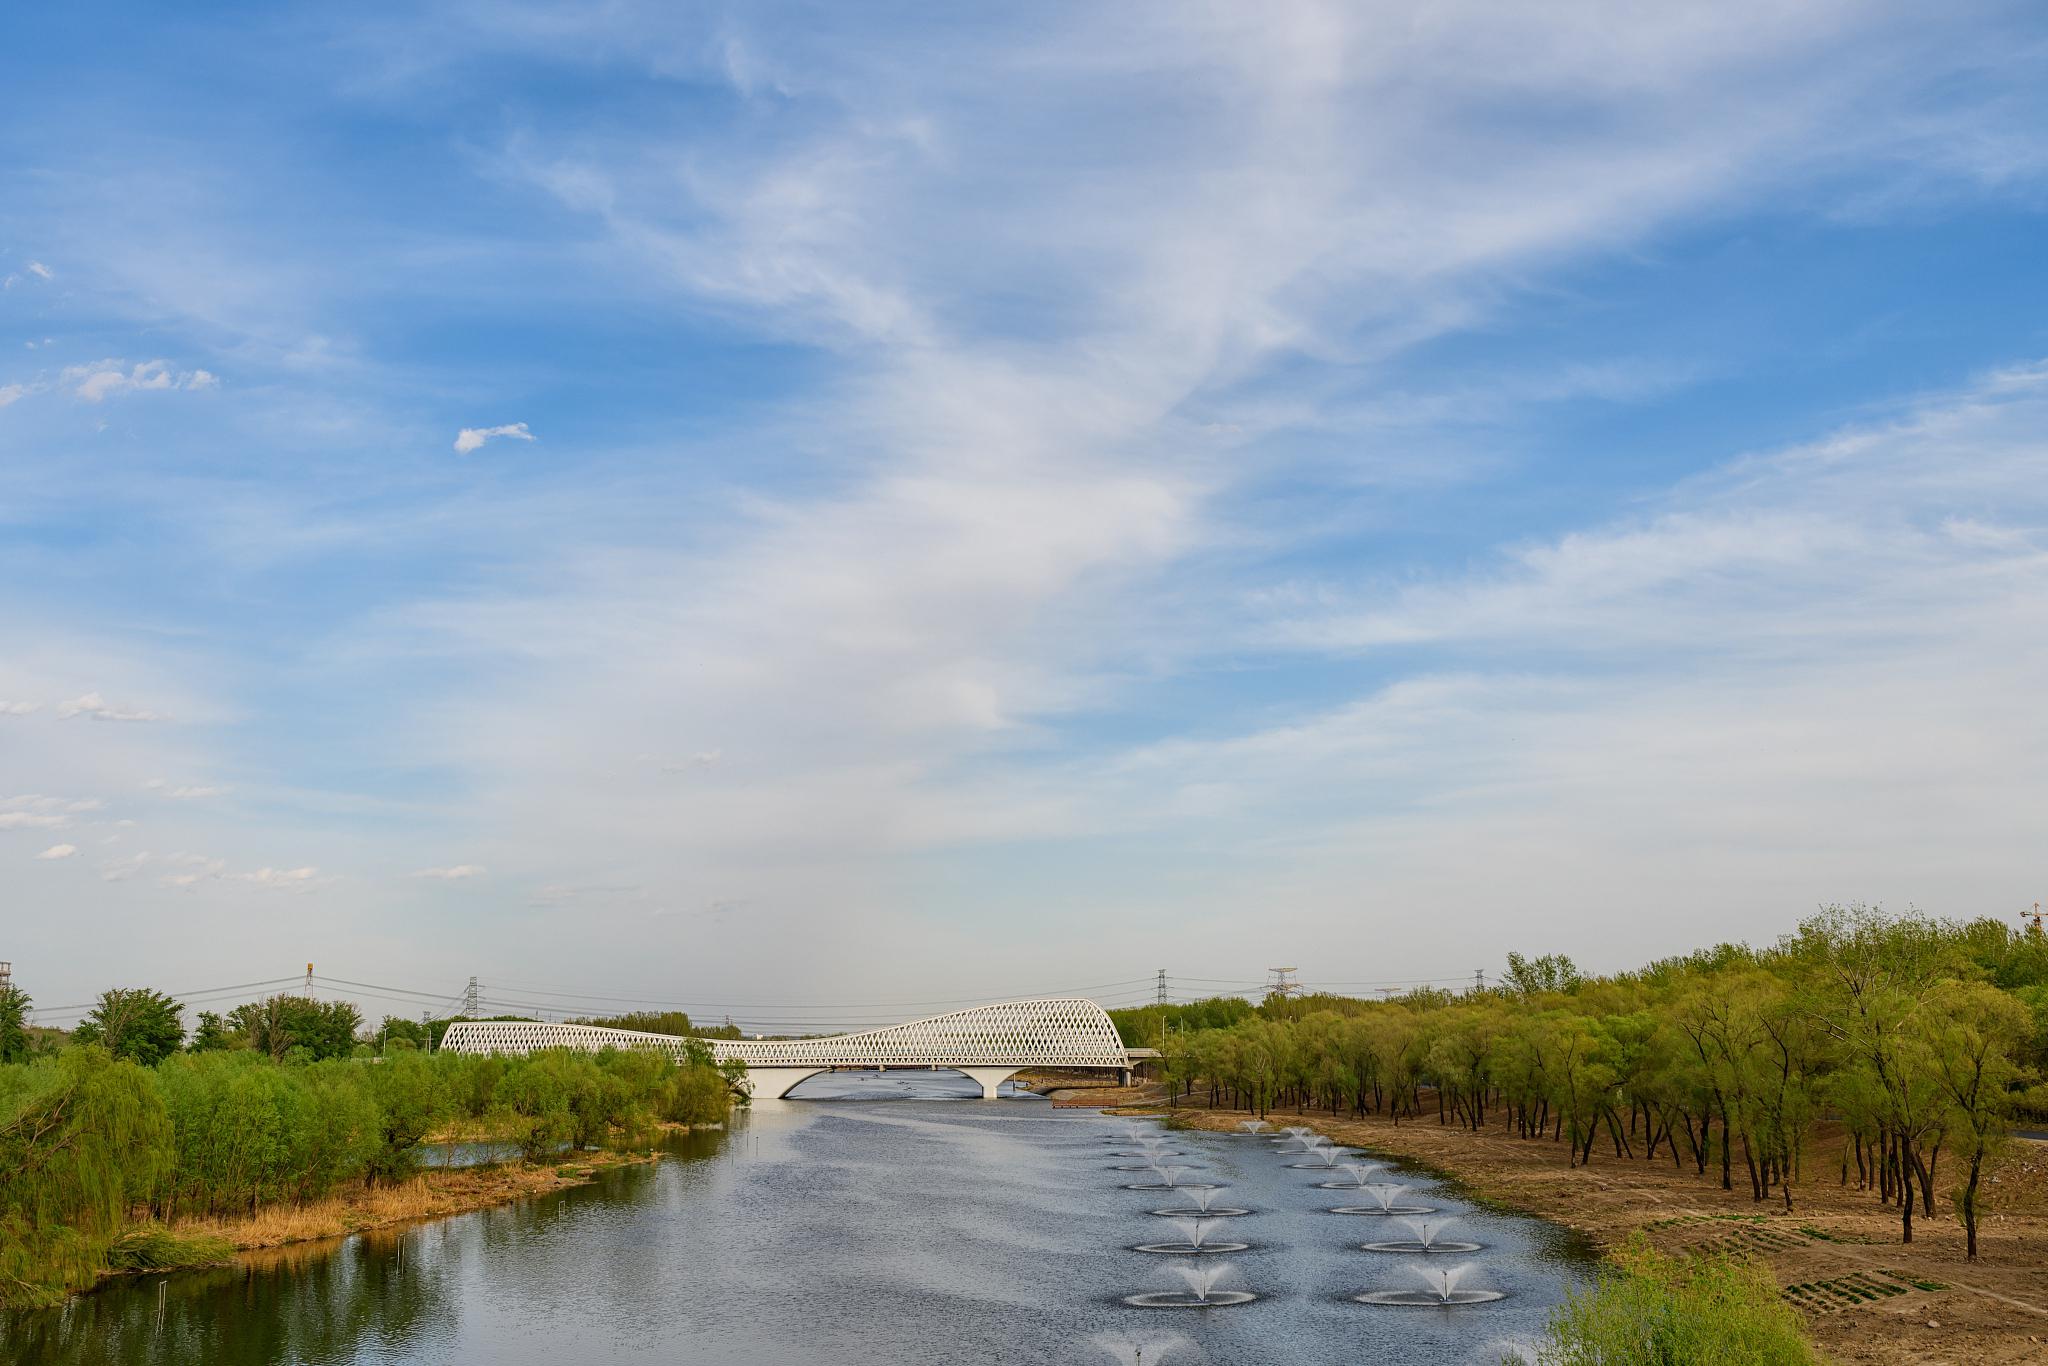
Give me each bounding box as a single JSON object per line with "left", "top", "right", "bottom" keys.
{"left": 170, "top": 1152, "right": 655, "bottom": 1252}
{"left": 420, "top": 1113, "right": 528, "bottom": 1144}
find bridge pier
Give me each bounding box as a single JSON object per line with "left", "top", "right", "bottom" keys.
{"left": 958, "top": 1066, "right": 1021, "bottom": 1099}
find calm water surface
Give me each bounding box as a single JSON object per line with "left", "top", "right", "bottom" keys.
{"left": 4, "top": 1073, "right": 1591, "bottom": 1365}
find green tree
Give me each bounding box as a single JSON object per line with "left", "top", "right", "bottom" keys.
{"left": 573, "top": 1010, "right": 696, "bottom": 1035}
{"left": 228, "top": 995, "right": 363, "bottom": 1062}
{"left": 0, "top": 985, "right": 32, "bottom": 1064}
{"left": 1926, "top": 981, "right": 2035, "bottom": 1258}
{"left": 1504, "top": 951, "right": 1584, "bottom": 998}
{"left": 0, "top": 1047, "right": 174, "bottom": 1307}
{"left": 188, "top": 1011, "right": 240, "bottom": 1052}
{"left": 71, "top": 987, "right": 185, "bottom": 1065}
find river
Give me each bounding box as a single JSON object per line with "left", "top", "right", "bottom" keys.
{"left": 4, "top": 1072, "right": 1593, "bottom": 1365}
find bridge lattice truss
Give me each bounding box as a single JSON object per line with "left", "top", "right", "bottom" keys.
{"left": 438, "top": 997, "right": 1130, "bottom": 1098}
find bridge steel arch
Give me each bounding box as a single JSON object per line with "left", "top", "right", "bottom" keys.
{"left": 438, "top": 996, "right": 1131, "bottom": 1099}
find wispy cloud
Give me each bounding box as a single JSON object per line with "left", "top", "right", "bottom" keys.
{"left": 142, "top": 780, "right": 226, "bottom": 799}
{"left": 0, "top": 795, "right": 104, "bottom": 830}
{"left": 35, "top": 843, "right": 78, "bottom": 860}
{"left": 145, "top": 852, "right": 326, "bottom": 892}
{"left": 56, "top": 692, "right": 165, "bottom": 722}
{"left": 453, "top": 422, "right": 533, "bottom": 454}
{"left": 7, "top": 2, "right": 2048, "bottom": 1005}
{"left": 238, "top": 865, "right": 322, "bottom": 889}
{"left": 60, "top": 359, "right": 218, "bottom": 403}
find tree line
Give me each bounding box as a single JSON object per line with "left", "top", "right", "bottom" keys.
{"left": 0, "top": 988, "right": 744, "bottom": 1309}
{"left": 1114, "top": 906, "right": 2048, "bottom": 1260}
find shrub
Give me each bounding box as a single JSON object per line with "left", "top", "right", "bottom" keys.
{"left": 1523, "top": 1237, "right": 1816, "bottom": 1366}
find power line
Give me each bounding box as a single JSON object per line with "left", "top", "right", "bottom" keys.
{"left": 30, "top": 975, "right": 308, "bottom": 1020}
{"left": 473, "top": 976, "right": 1161, "bottom": 1013}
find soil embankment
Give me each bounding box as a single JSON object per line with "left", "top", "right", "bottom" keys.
{"left": 1123, "top": 1098, "right": 2048, "bottom": 1365}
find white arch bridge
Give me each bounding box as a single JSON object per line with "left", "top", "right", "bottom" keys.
{"left": 438, "top": 997, "right": 1131, "bottom": 1099}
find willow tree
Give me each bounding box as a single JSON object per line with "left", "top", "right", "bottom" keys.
{"left": 1927, "top": 981, "right": 2035, "bottom": 1258}
{"left": 0, "top": 1046, "right": 173, "bottom": 1307}
{"left": 1789, "top": 905, "right": 1957, "bottom": 1243}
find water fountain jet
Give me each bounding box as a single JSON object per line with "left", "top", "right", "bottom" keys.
{"left": 1122, "top": 1261, "right": 1257, "bottom": 1308}
{"left": 1328, "top": 1182, "right": 1436, "bottom": 1216}
{"left": 1132, "top": 1218, "right": 1250, "bottom": 1255}
{"left": 1352, "top": 1262, "right": 1504, "bottom": 1306}
{"left": 1148, "top": 1184, "right": 1251, "bottom": 1217}
{"left": 1359, "top": 1217, "right": 1483, "bottom": 1254}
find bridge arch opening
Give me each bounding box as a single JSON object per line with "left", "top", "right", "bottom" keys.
{"left": 775, "top": 1066, "right": 1025, "bottom": 1101}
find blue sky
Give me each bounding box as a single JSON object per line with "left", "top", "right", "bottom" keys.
{"left": 6, "top": 3, "right": 2048, "bottom": 1028}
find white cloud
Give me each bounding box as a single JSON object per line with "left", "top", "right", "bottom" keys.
{"left": 141, "top": 780, "right": 226, "bottom": 799}
{"left": 0, "top": 795, "right": 104, "bottom": 831}
{"left": 0, "top": 384, "right": 24, "bottom": 409}
{"left": 61, "top": 359, "right": 218, "bottom": 403}
{"left": 26, "top": 261, "right": 51, "bottom": 280}
{"left": 136, "top": 852, "right": 325, "bottom": 892}
{"left": 56, "top": 691, "right": 166, "bottom": 722}
{"left": 158, "top": 852, "right": 227, "bottom": 887}
{"left": 0, "top": 814, "right": 65, "bottom": 830}
{"left": 35, "top": 844, "right": 77, "bottom": 860}
{"left": 453, "top": 422, "right": 534, "bottom": 454}
{"left": 238, "top": 866, "right": 322, "bottom": 889}
{"left": 101, "top": 852, "right": 152, "bottom": 882}
{"left": 0, "top": 700, "right": 38, "bottom": 715}
{"left": 10, "top": 5, "right": 2048, "bottom": 1002}
{"left": 414, "top": 864, "right": 486, "bottom": 879}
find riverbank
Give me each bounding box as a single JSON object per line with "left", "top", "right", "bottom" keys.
{"left": 1131, "top": 1097, "right": 2048, "bottom": 1365}
{"left": 160, "top": 1148, "right": 663, "bottom": 1256}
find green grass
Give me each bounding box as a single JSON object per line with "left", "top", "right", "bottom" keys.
{"left": 104, "top": 1225, "right": 234, "bottom": 1272}
{"left": 1877, "top": 1268, "right": 1948, "bottom": 1292}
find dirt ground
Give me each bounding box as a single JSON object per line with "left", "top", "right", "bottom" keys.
{"left": 1119, "top": 1096, "right": 2048, "bottom": 1365}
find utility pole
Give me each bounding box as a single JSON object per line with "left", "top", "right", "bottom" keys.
{"left": 1474, "top": 968, "right": 1486, "bottom": 993}
{"left": 1156, "top": 968, "right": 1168, "bottom": 1006}
{"left": 421, "top": 1010, "right": 433, "bottom": 1055}
{"left": 1266, "top": 967, "right": 1299, "bottom": 999}
{"left": 304, "top": 962, "right": 314, "bottom": 995}
{"left": 463, "top": 976, "right": 480, "bottom": 1020}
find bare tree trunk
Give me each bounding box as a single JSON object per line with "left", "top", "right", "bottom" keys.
{"left": 1912, "top": 1146, "right": 1936, "bottom": 1219}
{"left": 1899, "top": 1131, "right": 1914, "bottom": 1244}
{"left": 1962, "top": 1148, "right": 1983, "bottom": 1260}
